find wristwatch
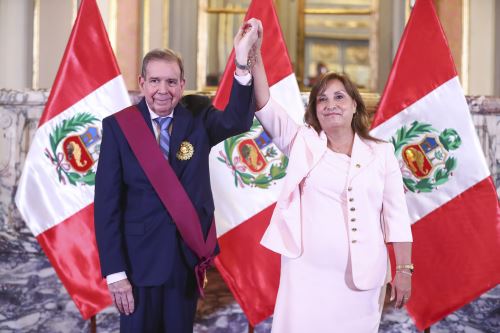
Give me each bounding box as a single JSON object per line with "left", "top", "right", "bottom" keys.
{"left": 396, "top": 263, "right": 414, "bottom": 273}
{"left": 235, "top": 58, "right": 251, "bottom": 71}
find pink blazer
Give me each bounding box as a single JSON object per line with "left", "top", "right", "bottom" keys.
{"left": 257, "top": 98, "right": 413, "bottom": 290}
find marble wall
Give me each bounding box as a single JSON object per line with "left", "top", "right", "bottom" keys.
{"left": 0, "top": 89, "right": 499, "bottom": 332}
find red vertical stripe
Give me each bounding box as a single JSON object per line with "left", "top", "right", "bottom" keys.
{"left": 213, "top": 0, "right": 293, "bottom": 110}
{"left": 371, "top": 0, "right": 500, "bottom": 329}
{"left": 215, "top": 204, "right": 280, "bottom": 325}
{"left": 36, "top": 204, "right": 112, "bottom": 319}
{"left": 371, "top": 0, "right": 456, "bottom": 128}
{"left": 28, "top": 0, "right": 123, "bottom": 319}
{"left": 212, "top": 0, "right": 295, "bottom": 324}
{"left": 407, "top": 177, "right": 500, "bottom": 330}
{"left": 38, "top": 0, "right": 121, "bottom": 127}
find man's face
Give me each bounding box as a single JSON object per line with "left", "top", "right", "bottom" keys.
{"left": 139, "top": 59, "right": 185, "bottom": 117}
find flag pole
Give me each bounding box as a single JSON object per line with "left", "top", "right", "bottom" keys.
{"left": 90, "top": 315, "right": 96, "bottom": 333}
{"left": 424, "top": 327, "right": 431, "bottom": 333}
{"left": 248, "top": 323, "right": 254, "bottom": 333}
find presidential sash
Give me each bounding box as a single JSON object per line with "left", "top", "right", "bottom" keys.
{"left": 115, "top": 105, "right": 216, "bottom": 297}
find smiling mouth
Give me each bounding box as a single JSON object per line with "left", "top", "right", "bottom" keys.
{"left": 155, "top": 98, "right": 172, "bottom": 104}
{"left": 323, "top": 111, "right": 342, "bottom": 116}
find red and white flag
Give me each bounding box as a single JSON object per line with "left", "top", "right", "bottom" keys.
{"left": 15, "top": 0, "right": 130, "bottom": 319}
{"left": 210, "top": 0, "right": 303, "bottom": 325}
{"left": 370, "top": 0, "right": 500, "bottom": 330}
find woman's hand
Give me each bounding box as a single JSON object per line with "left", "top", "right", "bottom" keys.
{"left": 249, "top": 18, "right": 263, "bottom": 64}
{"left": 234, "top": 18, "right": 261, "bottom": 72}
{"left": 390, "top": 271, "right": 412, "bottom": 308}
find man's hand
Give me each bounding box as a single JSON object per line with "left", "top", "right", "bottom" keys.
{"left": 109, "top": 278, "right": 135, "bottom": 315}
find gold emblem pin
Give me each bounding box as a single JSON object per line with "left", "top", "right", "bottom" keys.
{"left": 176, "top": 141, "right": 194, "bottom": 160}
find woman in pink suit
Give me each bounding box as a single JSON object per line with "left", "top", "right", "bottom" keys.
{"left": 251, "top": 23, "right": 413, "bottom": 333}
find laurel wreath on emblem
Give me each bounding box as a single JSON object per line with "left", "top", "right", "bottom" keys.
{"left": 391, "top": 121, "right": 461, "bottom": 193}
{"left": 217, "top": 119, "right": 288, "bottom": 189}
{"left": 44, "top": 113, "right": 99, "bottom": 186}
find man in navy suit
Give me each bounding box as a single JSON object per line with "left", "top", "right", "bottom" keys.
{"left": 94, "top": 19, "right": 261, "bottom": 333}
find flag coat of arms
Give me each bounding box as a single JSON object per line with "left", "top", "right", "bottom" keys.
{"left": 15, "top": 0, "right": 131, "bottom": 319}
{"left": 209, "top": 0, "right": 304, "bottom": 325}
{"left": 370, "top": 0, "right": 500, "bottom": 330}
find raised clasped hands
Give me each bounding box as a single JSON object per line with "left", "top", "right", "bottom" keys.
{"left": 234, "top": 18, "right": 263, "bottom": 70}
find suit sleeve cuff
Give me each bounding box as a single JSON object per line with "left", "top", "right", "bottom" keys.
{"left": 106, "top": 271, "right": 127, "bottom": 284}
{"left": 233, "top": 72, "right": 252, "bottom": 86}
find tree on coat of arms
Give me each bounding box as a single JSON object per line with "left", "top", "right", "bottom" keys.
{"left": 391, "top": 121, "right": 462, "bottom": 193}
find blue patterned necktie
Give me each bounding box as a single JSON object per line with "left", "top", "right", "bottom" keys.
{"left": 154, "top": 117, "right": 173, "bottom": 159}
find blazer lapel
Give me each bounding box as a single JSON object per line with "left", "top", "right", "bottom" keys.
{"left": 279, "top": 128, "right": 328, "bottom": 205}
{"left": 137, "top": 98, "right": 156, "bottom": 136}
{"left": 136, "top": 98, "right": 191, "bottom": 174}
{"left": 169, "top": 104, "right": 193, "bottom": 170}
{"left": 347, "top": 134, "right": 377, "bottom": 182}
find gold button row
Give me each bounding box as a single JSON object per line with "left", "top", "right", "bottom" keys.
{"left": 349, "top": 184, "right": 357, "bottom": 243}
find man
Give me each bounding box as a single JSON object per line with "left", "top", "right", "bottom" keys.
{"left": 95, "top": 19, "right": 260, "bottom": 332}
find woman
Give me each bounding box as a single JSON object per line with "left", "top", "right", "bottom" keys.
{"left": 250, "top": 23, "right": 413, "bottom": 333}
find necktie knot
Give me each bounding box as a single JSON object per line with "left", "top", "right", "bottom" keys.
{"left": 154, "top": 117, "right": 172, "bottom": 131}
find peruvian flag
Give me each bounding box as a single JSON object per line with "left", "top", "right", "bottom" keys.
{"left": 15, "top": 0, "right": 130, "bottom": 319}
{"left": 370, "top": 0, "right": 500, "bottom": 330}
{"left": 209, "top": 0, "right": 303, "bottom": 325}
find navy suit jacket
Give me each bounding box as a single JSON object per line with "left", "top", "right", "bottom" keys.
{"left": 94, "top": 80, "right": 254, "bottom": 287}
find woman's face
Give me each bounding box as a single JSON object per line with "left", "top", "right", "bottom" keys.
{"left": 315, "top": 79, "right": 357, "bottom": 133}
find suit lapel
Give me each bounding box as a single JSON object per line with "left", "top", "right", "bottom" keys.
{"left": 136, "top": 98, "right": 192, "bottom": 174}
{"left": 279, "top": 131, "right": 377, "bottom": 207}
{"left": 347, "top": 134, "right": 377, "bottom": 182}
{"left": 279, "top": 128, "right": 327, "bottom": 204}
{"left": 169, "top": 104, "right": 193, "bottom": 170}
{"left": 137, "top": 98, "right": 156, "bottom": 136}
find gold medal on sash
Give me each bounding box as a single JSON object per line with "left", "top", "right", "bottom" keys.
{"left": 176, "top": 141, "right": 194, "bottom": 160}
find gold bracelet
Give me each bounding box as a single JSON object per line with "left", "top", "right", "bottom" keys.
{"left": 396, "top": 263, "right": 414, "bottom": 273}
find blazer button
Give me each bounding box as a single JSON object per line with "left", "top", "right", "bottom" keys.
{"left": 349, "top": 198, "right": 354, "bottom": 202}
{"left": 351, "top": 218, "right": 356, "bottom": 222}
{"left": 352, "top": 228, "right": 357, "bottom": 232}
{"left": 352, "top": 240, "right": 357, "bottom": 243}
{"left": 347, "top": 186, "right": 352, "bottom": 191}
{"left": 350, "top": 207, "right": 355, "bottom": 211}
{"left": 355, "top": 163, "right": 361, "bottom": 168}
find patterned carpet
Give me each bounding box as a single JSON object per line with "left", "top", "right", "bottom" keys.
{"left": 194, "top": 269, "right": 500, "bottom": 333}
{"left": 0, "top": 227, "right": 498, "bottom": 332}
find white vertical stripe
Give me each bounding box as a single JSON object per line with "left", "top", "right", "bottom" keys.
{"left": 371, "top": 77, "right": 490, "bottom": 223}
{"left": 15, "top": 76, "right": 131, "bottom": 236}
{"left": 211, "top": 74, "right": 303, "bottom": 236}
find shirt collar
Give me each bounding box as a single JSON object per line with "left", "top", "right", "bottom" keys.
{"left": 146, "top": 101, "right": 175, "bottom": 120}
